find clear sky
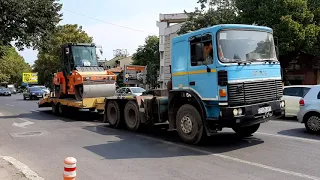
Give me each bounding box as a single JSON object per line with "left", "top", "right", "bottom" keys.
{"left": 17, "top": 0, "right": 199, "bottom": 65}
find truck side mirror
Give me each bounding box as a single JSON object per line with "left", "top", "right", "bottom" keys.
{"left": 195, "top": 43, "right": 204, "bottom": 62}
{"left": 275, "top": 46, "right": 279, "bottom": 59}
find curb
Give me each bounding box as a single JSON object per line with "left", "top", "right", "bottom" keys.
{"left": 0, "top": 156, "right": 44, "bottom": 180}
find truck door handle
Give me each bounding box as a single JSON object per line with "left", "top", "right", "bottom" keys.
{"left": 189, "top": 81, "right": 195, "bottom": 86}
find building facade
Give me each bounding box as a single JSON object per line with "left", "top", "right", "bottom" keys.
{"left": 156, "top": 13, "right": 188, "bottom": 89}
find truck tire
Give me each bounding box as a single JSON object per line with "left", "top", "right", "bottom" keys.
{"left": 176, "top": 104, "right": 206, "bottom": 145}
{"left": 51, "top": 103, "right": 58, "bottom": 115}
{"left": 124, "top": 101, "right": 141, "bottom": 131}
{"left": 232, "top": 123, "right": 260, "bottom": 137}
{"left": 105, "top": 101, "right": 121, "bottom": 128}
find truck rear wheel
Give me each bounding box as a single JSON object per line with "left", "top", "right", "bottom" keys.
{"left": 105, "top": 100, "right": 121, "bottom": 128}
{"left": 124, "top": 101, "right": 141, "bottom": 131}
{"left": 232, "top": 123, "right": 260, "bottom": 137}
{"left": 176, "top": 104, "right": 206, "bottom": 145}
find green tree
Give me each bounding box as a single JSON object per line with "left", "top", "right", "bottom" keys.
{"left": 116, "top": 70, "right": 125, "bottom": 87}
{"left": 132, "top": 35, "right": 160, "bottom": 89}
{"left": 33, "top": 24, "right": 93, "bottom": 86}
{"left": 181, "top": 0, "right": 320, "bottom": 67}
{"left": 0, "top": 46, "right": 32, "bottom": 83}
{"left": 235, "top": 0, "right": 320, "bottom": 62}
{"left": 178, "top": 0, "right": 238, "bottom": 34}
{"left": 0, "top": 0, "right": 62, "bottom": 51}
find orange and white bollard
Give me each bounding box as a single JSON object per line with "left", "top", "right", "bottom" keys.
{"left": 63, "top": 157, "right": 77, "bottom": 180}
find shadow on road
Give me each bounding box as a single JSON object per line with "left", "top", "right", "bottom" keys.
{"left": 0, "top": 110, "right": 101, "bottom": 122}
{"left": 82, "top": 125, "right": 264, "bottom": 160}
{"left": 278, "top": 128, "right": 320, "bottom": 141}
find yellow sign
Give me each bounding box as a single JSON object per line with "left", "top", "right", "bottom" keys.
{"left": 22, "top": 73, "right": 38, "bottom": 83}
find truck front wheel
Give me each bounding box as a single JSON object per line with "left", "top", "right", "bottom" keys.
{"left": 124, "top": 101, "right": 141, "bottom": 131}
{"left": 176, "top": 104, "right": 206, "bottom": 145}
{"left": 232, "top": 123, "right": 260, "bottom": 137}
{"left": 105, "top": 101, "right": 122, "bottom": 128}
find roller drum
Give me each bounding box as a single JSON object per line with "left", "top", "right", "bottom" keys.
{"left": 75, "top": 83, "right": 116, "bottom": 100}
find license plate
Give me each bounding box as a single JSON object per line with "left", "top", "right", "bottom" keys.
{"left": 258, "top": 106, "right": 272, "bottom": 114}
{"left": 37, "top": 96, "right": 42, "bottom": 97}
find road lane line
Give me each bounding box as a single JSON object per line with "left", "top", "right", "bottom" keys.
{"left": 256, "top": 132, "right": 320, "bottom": 144}
{"left": 5, "top": 104, "right": 14, "bottom": 107}
{"left": 136, "top": 134, "right": 320, "bottom": 180}
{"left": 30, "top": 110, "right": 40, "bottom": 113}
{"left": 1, "top": 156, "right": 44, "bottom": 180}
{"left": 12, "top": 118, "right": 34, "bottom": 128}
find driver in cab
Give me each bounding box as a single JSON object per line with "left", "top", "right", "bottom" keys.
{"left": 203, "top": 42, "right": 213, "bottom": 65}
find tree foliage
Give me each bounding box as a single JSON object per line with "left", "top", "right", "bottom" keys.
{"left": 33, "top": 24, "right": 93, "bottom": 86}
{"left": 0, "top": 46, "right": 32, "bottom": 83}
{"left": 179, "top": 0, "right": 320, "bottom": 65}
{"left": 132, "top": 35, "right": 160, "bottom": 89}
{"left": 0, "top": 0, "right": 62, "bottom": 51}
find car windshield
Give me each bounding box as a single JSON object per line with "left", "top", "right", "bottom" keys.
{"left": 131, "top": 87, "right": 146, "bottom": 93}
{"left": 217, "top": 30, "right": 277, "bottom": 63}
{"left": 29, "top": 87, "right": 42, "bottom": 92}
{"left": 72, "top": 46, "right": 98, "bottom": 67}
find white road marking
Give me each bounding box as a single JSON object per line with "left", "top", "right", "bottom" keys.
{"left": 30, "top": 110, "right": 40, "bottom": 113}
{"left": 136, "top": 134, "right": 320, "bottom": 180}
{"left": 0, "top": 112, "right": 2, "bottom": 116}
{"left": 5, "top": 104, "right": 14, "bottom": 107}
{"left": 12, "top": 118, "right": 34, "bottom": 128}
{"left": 82, "top": 122, "right": 97, "bottom": 126}
{"left": 256, "top": 132, "right": 320, "bottom": 144}
{"left": 1, "top": 156, "right": 44, "bottom": 180}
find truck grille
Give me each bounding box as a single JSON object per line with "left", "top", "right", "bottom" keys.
{"left": 228, "top": 79, "right": 283, "bottom": 106}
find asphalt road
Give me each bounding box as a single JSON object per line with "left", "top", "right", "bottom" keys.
{"left": 0, "top": 94, "right": 319, "bottom": 180}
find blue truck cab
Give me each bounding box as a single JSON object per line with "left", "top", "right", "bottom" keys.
{"left": 168, "top": 24, "right": 285, "bottom": 144}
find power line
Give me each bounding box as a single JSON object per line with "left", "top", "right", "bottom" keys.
{"left": 62, "top": 8, "right": 156, "bottom": 35}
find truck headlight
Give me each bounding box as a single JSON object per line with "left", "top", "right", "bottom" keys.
{"left": 233, "top": 108, "right": 243, "bottom": 116}
{"left": 233, "top": 109, "right": 238, "bottom": 116}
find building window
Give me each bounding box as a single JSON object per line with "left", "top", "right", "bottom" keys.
{"left": 160, "top": 36, "right": 164, "bottom": 44}
{"left": 160, "top": 52, "right": 164, "bottom": 60}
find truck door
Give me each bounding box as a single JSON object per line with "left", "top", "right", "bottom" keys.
{"left": 188, "top": 33, "right": 218, "bottom": 101}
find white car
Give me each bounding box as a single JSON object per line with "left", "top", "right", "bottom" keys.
{"left": 297, "top": 85, "right": 320, "bottom": 133}
{"left": 281, "top": 85, "right": 312, "bottom": 117}
{"left": 115, "top": 87, "right": 146, "bottom": 96}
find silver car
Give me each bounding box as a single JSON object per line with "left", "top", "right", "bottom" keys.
{"left": 297, "top": 85, "right": 320, "bottom": 133}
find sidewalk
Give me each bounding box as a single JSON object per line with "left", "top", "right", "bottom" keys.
{"left": 0, "top": 156, "right": 44, "bottom": 180}
{"left": 0, "top": 158, "right": 29, "bottom": 180}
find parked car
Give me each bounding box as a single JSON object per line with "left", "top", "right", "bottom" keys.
{"left": 0, "top": 88, "right": 11, "bottom": 96}
{"left": 23, "top": 87, "right": 44, "bottom": 100}
{"left": 33, "top": 85, "right": 50, "bottom": 95}
{"left": 281, "top": 85, "right": 312, "bottom": 117}
{"left": 297, "top": 85, "right": 320, "bottom": 133}
{"left": 8, "top": 87, "right": 17, "bottom": 94}
{"left": 115, "top": 87, "right": 146, "bottom": 96}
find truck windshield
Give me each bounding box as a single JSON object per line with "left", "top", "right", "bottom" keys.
{"left": 217, "top": 30, "right": 277, "bottom": 63}
{"left": 72, "top": 46, "right": 98, "bottom": 67}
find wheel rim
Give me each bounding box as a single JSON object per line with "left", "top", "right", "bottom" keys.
{"left": 180, "top": 115, "right": 193, "bottom": 134}
{"left": 108, "top": 106, "right": 117, "bottom": 124}
{"left": 307, "top": 116, "right": 320, "bottom": 131}
{"left": 126, "top": 108, "right": 136, "bottom": 127}
{"left": 58, "top": 104, "right": 63, "bottom": 114}
{"left": 52, "top": 104, "right": 56, "bottom": 113}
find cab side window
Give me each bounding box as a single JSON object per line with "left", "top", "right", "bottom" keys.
{"left": 190, "top": 34, "right": 213, "bottom": 66}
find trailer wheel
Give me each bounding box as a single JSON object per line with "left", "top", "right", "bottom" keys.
{"left": 105, "top": 100, "right": 121, "bottom": 128}
{"left": 51, "top": 103, "right": 58, "bottom": 115}
{"left": 124, "top": 101, "right": 141, "bottom": 131}
{"left": 57, "top": 103, "right": 64, "bottom": 116}
{"left": 176, "top": 104, "right": 206, "bottom": 145}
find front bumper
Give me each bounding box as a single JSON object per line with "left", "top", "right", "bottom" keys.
{"left": 220, "top": 100, "right": 285, "bottom": 128}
